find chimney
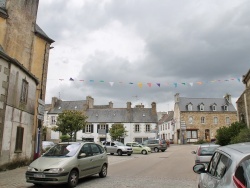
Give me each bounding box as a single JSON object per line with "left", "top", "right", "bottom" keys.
{"left": 174, "top": 93, "right": 180, "bottom": 103}
{"left": 51, "top": 97, "right": 58, "bottom": 108}
{"left": 224, "top": 94, "right": 232, "bottom": 104}
{"left": 127, "top": 102, "right": 131, "bottom": 109}
{"left": 86, "top": 96, "right": 94, "bottom": 108}
{"left": 151, "top": 102, "right": 156, "bottom": 114}
{"left": 109, "top": 101, "right": 113, "bottom": 108}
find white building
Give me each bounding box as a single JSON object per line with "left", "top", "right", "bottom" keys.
{"left": 158, "top": 111, "right": 174, "bottom": 142}
{"left": 44, "top": 96, "right": 158, "bottom": 144}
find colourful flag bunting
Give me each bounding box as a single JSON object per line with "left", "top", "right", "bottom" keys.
{"left": 156, "top": 83, "right": 160, "bottom": 87}
{"left": 182, "top": 83, "right": 186, "bottom": 85}
{"left": 197, "top": 82, "right": 202, "bottom": 85}
{"left": 99, "top": 80, "right": 104, "bottom": 82}
{"left": 147, "top": 83, "right": 152, "bottom": 87}
{"left": 174, "top": 83, "right": 177, "bottom": 88}
{"left": 89, "top": 80, "right": 94, "bottom": 82}
{"left": 109, "top": 82, "right": 114, "bottom": 86}
{"left": 138, "top": 82, "right": 143, "bottom": 88}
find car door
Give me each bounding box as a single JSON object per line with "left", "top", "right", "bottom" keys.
{"left": 234, "top": 156, "right": 250, "bottom": 187}
{"left": 89, "top": 143, "right": 105, "bottom": 174}
{"left": 200, "top": 152, "right": 230, "bottom": 188}
{"left": 78, "top": 143, "right": 94, "bottom": 177}
{"left": 104, "top": 142, "right": 111, "bottom": 153}
{"left": 109, "top": 142, "right": 117, "bottom": 153}
{"left": 132, "top": 143, "right": 141, "bottom": 154}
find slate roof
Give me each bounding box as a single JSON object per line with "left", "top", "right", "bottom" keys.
{"left": 35, "top": 24, "right": 54, "bottom": 43}
{"left": 48, "top": 100, "right": 158, "bottom": 123}
{"left": 178, "top": 97, "right": 236, "bottom": 112}
{"left": 158, "top": 111, "right": 174, "bottom": 124}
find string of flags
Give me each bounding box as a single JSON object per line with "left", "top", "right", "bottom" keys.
{"left": 48, "top": 77, "right": 242, "bottom": 88}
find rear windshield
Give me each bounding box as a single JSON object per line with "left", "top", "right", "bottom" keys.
{"left": 200, "top": 146, "right": 219, "bottom": 156}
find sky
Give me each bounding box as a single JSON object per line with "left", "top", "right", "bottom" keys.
{"left": 37, "top": 0, "right": 250, "bottom": 112}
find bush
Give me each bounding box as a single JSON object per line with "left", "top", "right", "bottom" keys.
{"left": 195, "top": 139, "right": 208, "bottom": 145}
{"left": 216, "top": 122, "right": 247, "bottom": 146}
{"left": 60, "top": 135, "right": 70, "bottom": 142}
{"left": 230, "top": 128, "right": 250, "bottom": 144}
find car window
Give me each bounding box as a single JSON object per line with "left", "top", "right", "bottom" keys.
{"left": 90, "top": 144, "right": 101, "bottom": 156}
{"left": 80, "top": 144, "right": 92, "bottom": 157}
{"left": 208, "top": 152, "right": 221, "bottom": 175}
{"left": 44, "top": 143, "right": 81, "bottom": 157}
{"left": 97, "top": 144, "right": 105, "bottom": 153}
{"left": 235, "top": 158, "right": 250, "bottom": 187}
{"left": 214, "top": 154, "right": 230, "bottom": 179}
{"left": 111, "top": 142, "right": 115, "bottom": 146}
{"left": 200, "top": 146, "right": 218, "bottom": 156}
{"left": 126, "top": 143, "right": 130, "bottom": 146}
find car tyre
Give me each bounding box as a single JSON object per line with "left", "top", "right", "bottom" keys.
{"left": 110, "top": 153, "right": 114, "bottom": 155}
{"left": 67, "top": 169, "right": 79, "bottom": 188}
{"left": 117, "top": 150, "right": 122, "bottom": 156}
{"left": 142, "top": 150, "right": 147, "bottom": 155}
{"left": 99, "top": 164, "right": 107, "bottom": 178}
{"left": 154, "top": 147, "right": 159, "bottom": 152}
{"left": 127, "top": 154, "right": 131, "bottom": 156}
{"left": 161, "top": 150, "right": 166, "bottom": 152}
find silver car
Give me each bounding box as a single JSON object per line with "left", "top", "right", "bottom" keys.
{"left": 191, "top": 143, "right": 220, "bottom": 165}
{"left": 26, "top": 142, "right": 108, "bottom": 187}
{"left": 193, "top": 142, "right": 250, "bottom": 188}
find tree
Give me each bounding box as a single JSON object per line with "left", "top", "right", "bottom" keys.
{"left": 215, "top": 122, "right": 247, "bottom": 146}
{"left": 109, "top": 124, "right": 127, "bottom": 141}
{"left": 230, "top": 128, "right": 250, "bottom": 144}
{"left": 53, "top": 110, "right": 88, "bottom": 141}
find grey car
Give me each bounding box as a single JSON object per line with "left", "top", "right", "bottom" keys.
{"left": 142, "top": 139, "right": 167, "bottom": 152}
{"left": 26, "top": 142, "right": 108, "bottom": 187}
{"left": 103, "top": 141, "right": 133, "bottom": 156}
{"left": 193, "top": 142, "right": 250, "bottom": 188}
{"left": 191, "top": 143, "right": 220, "bottom": 165}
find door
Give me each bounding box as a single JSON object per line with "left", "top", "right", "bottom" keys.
{"left": 89, "top": 143, "right": 105, "bottom": 174}
{"left": 78, "top": 143, "right": 94, "bottom": 177}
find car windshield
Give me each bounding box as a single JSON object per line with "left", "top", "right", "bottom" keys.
{"left": 43, "top": 143, "right": 81, "bottom": 157}
{"left": 114, "top": 142, "right": 124, "bottom": 146}
{"left": 200, "top": 146, "right": 219, "bottom": 156}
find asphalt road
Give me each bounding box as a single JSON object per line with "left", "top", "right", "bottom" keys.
{"left": 0, "top": 144, "right": 199, "bottom": 188}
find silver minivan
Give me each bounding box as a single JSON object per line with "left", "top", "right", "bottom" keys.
{"left": 193, "top": 142, "right": 250, "bottom": 188}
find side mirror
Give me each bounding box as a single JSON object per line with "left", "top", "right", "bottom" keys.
{"left": 193, "top": 164, "right": 206, "bottom": 174}
{"left": 191, "top": 151, "right": 196, "bottom": 154}
{"left": 78, "top": 153, "right": 87, "bottom": 158}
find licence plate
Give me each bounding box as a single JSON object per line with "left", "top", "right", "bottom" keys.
{"left": 34, "top": 173, "right": 45, "bottom": 178}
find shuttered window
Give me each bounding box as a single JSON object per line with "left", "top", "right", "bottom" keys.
{"left": 15, "top": 127, "right": 24, "bottom": 152}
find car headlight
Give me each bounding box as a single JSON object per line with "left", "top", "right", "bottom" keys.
{"left": 27, "top": 166, "right": 36, "bottom": 172}
{"left": 46, "top": 168, "right": 65, "bottom": 173}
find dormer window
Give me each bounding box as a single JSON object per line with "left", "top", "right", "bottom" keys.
{"left": 199, "top": 103, "right": 204, "bottom": 111}
{"left": 212, "top": 105, "right": 216, "bottom": 111}
{"left": 224, "top": 105, "right": 228, "bottom": 111}
{"left": 187, "top": 103, "right": 193, "bottom": 111}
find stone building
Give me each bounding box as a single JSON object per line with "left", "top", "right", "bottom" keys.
{"left": 0, "top": 0, "right": 54, "bottom": 166}
{"left": 173, "top": 93, "right": 237, "bottom": 144}
{"left": 44, "top": 96, "right": 158, "bottom": 144}
{"left": 236, "top": 69, "right": 250, "bottom": 128}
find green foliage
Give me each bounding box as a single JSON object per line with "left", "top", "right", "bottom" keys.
{"left": 109, "top": 124, "right": 127, "bottom": 141}
{"left": 195, "top": 139, "right": 209, "bottom": 145}
{"left": 53, "top": 110, "right": 88, "bottom": 141}
{"left": 60, "top": 135, "right": 71, "bottom": 142}
{"left": 230, "top": 128, "right": 250, "bottom": 144}
{"left": 215, "top": 122, "right": 247, "bottom": 146}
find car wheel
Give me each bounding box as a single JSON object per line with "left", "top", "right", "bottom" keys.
{"left": 110, "top": 153, "right": 114, "bottom": 155}
{"left": 33, "top": 183, "right": 42, "bottom": 186}
{"left": 142, "top": 150, "right": 147, "bottom": 155}
{"left": 99, "top": 164, "right": 108, "bottom": 178}
{"left": 154, "top": 147, "right": 159, "bottom": 152}
{"left": 161, "top": 150, "right": 166, "bottom": 152}
{"left": 127, "top": 154, "right": 131, "bottom": 156}
{"left": 67, "top": 169, "right": 79, "bottom": 188}
{"left": 117, "top": 150, "right": 122, "bottom": 156}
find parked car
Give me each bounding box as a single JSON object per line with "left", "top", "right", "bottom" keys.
{"left": 103, "top": 141, "right": 133, "bottom": 156}
{"left": 42, "top": 141, "right": 55, "bottom": 151}
{"left": 126, "top": 142, "right": 151, "bottom": 155}
{"left": 191, "top": 143, "right": 220, "bottom": 165}
{"left": 26, "top": 142, "right": 108, "bottom": 187}
{"left": 193, "top": 142, "right": 250, "bottom": 188}
{"left": 142, "top": 139, "right": 167, "bottom": 152}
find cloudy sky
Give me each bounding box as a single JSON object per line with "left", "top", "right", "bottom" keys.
{"left": 37, "top": 0, "right": 250, "bottom": 111}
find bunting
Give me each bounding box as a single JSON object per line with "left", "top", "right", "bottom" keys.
{"left": 48, "top": 77, "right": 242, "bottom": 88}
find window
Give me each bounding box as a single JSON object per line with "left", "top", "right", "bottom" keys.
{"left": 83, "top": 124, "right": 93, "bottom": 133}
{"left": 201, "top": 117, "right": 205, "bottom": 124}
{"left": 188, "top": 116, "right": 193, "bottom": 124}
{"left": 226, "top": 117, "right": 230, "bottom": 125}
{"left": 224, "top": 105, "right": 228, "bottom": 111}
{"left": 20, "top": 79, "right": 28, "bottom": 104}
{"left": 200, "top": 104, "right": 204, "bottom": 111}
{"left": 186, "top": 130, "right": 197, "bottom": 139}
{"left": 208, "top": 152, "right": 221, "bottom": 175}
{"left": 212, "top": 105, "right": 216, "bottom": 111}
{"left": 168, "top": 123, "right": 170, "bottom": 129}
{"left": 145, "top": 124, "right": 150, "bottom": 132}
{"left": 135, "top": 124, "right": 140, "bottom": 132}
{"left": 97, "top": 124, "right": 109, "bottom": 133}
{"left": 81, "top": 144, "right": 92, "bottom": 157}
{"left": 188, "top": 104, "right": 192, "bottom": 111}
{"left": 213, "top": 117, "right": 218, "bottom": 124}
{"left": 51, "top": 116, "right": 56, "bottom": 124}
{"left": 15, "top": 127, "right": 24, "bottom": 152}
{"left": 214, "top": 154, "right": 229, "bottom": 179}
{"left": 90, "top": 144, "right": 101, "bottom": 156}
